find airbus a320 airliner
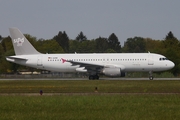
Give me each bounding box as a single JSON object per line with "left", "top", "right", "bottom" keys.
{"left": 6, "top": 28, "right": 175, "bottom": 80}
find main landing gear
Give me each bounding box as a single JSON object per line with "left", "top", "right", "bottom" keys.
{"left": 149, "top": 71, "right": 154, "bottom": 80}
{"left": 89, "top": 74, "right": 99, "bottom": 80}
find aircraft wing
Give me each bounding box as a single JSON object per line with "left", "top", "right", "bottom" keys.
{"left": 65, "top": 59, "right": 104, "bottom": 71}
{"left": 62, "top": 58, "right": 125, "bottom": 72}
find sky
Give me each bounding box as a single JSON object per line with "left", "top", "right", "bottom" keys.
{"left": 1, "top": 0, "right": 180, "bottom": 46}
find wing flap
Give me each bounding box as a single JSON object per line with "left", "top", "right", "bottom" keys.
{"left": 66, "top": 60, "right": 104, "bottom": 70}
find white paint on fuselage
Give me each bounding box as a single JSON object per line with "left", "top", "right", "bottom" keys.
{"left": 7, "top": 53, "right": 174, "bottom": 73}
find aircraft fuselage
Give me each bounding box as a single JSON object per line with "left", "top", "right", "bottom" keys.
{"left": 7, "top": 53, "right": 174, "bottom": 73}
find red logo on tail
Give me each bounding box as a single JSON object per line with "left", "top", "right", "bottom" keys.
{"left": 61, "top": 58, "right": 67, "bottom": 63}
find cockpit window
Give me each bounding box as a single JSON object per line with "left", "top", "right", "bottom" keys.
{"left": 159, "top": 58, "right": 168, "bottom": 61}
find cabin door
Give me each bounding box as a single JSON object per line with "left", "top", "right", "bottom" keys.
{"left": 37, "top": 55, "right": 43, "bottom": 66}
{"left": 148, "top": 54, "right": 154, "bottom": 65}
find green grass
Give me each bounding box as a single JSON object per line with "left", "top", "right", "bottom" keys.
{"left": 0, "top": 80, "right": 180, "bottom": 93}
{"left": 0, "top": 95, "right": 180, "bottom": 120}
{"left": 0, "top": 80, "right": 180, "bottom": 120}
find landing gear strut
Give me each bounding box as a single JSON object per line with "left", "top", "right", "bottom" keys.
{"left": 149, "top": 71, "right": 153, "bottom": 80}
{"left": 89, "top": 74, "right": 99, "bottom": 80}
{"left": 149, "top": 76, "right": 154, "bottom": 80}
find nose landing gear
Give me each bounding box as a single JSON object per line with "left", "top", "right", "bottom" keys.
{"left": 149, "top": 76, "right": 154, "bottom": 80}
{"left": 149, "top": 71, "right": 154, "bottom": 80}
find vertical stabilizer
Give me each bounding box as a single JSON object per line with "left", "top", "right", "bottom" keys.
{"left": 9, "top": 28, "right": 41, "bottom": 55}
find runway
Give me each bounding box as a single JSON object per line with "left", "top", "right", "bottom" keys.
{"left": 0, "top": 77, "right": 180, "bottom": 80}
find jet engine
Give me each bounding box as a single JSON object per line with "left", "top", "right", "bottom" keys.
{"left": 102, "top": 68, "right": 125, "bottom": 77}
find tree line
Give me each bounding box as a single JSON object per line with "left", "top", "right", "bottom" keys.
{"left": 0, "top": 31, "right": 179, "bottom": 76}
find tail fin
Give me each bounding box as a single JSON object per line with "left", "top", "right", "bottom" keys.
{"left": 9, "top": 28, "right": 41, "bottom": 55}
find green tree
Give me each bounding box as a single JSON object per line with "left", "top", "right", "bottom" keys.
{"left": 144, "top": 38, "right": 164, "bottom": 53}
{"left": 24, "top": 34, "right": 38, "bottom": 46}
{"left": 165, "top": 31, "right": 176, "bottom": 40}
{"left": 36, "top": 39, "right": 64, "bottom": 53}
{"left": 95, "top": 37, "right": 108, "bottom": 53}
{"left": 69, "top": 40, "right": 79, "bottom": 53}
{"left": 163, "top": 31, "right": 179, "bottom": 48}
{"left": 76, "top": 31, "right": 87, "bottom": 42}
{"left": 0, "top": 49, "right": 20, "bottom": 74}
{"left": 164, "top": 48, "right": 180, "bottom": 76}
{"left": 76, "top": 40, "right": 96, "bottom": 53}
{"left": 1, "top": 36, "right": 13, "bottom": 53}
{"left": 105, "top": 48, "right": 116, "bottom": 53}
{"left": 162, "top": 31, "right": 180, "bottom": 76}
{"left": 53, "top": 31, "right": 69, "bottom": 53}
{"left": 107, "top": 33, "right": 121, "bottom": 52}
{"left": 123, "top": 37, "right": 146, "bottom": 53}
{"left": 0, "top": 42, "right": 4, "bottom": 57}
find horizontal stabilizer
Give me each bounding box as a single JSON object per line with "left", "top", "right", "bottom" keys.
{"left": 6, "top": 56, "right": 28, "bottom": 61}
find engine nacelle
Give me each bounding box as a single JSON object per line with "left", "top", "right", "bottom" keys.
{"left": 102, "top": 68, "right": 125, "bottom": 77}
{"left": 76, "top": 67, "right": 87, "bottom": 72}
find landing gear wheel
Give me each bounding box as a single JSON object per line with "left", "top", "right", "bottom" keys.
{"left": 89, "top": 75, "right": 94, "bottom": 80}
{"left": 96, "top": 76, "right": 99, "bottom": 80}
{"left": 149, "top": 71, "right": 153, "bottom": 80}
{"left": 149, "top": 76, "right": 153, "bottom": 80}
{"left": 89, "top": 75, "right": 99, "bottom": 80}
{"left": 94, "top": 75, "right": 99, "bottom": 80}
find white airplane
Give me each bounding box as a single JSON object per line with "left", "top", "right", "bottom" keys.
{"left": 6, "top": 28, "right": 175, "bottom": 80}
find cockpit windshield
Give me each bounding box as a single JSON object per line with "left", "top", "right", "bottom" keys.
{"left": 159, "top": 58, "right": 168, "bottom": 61}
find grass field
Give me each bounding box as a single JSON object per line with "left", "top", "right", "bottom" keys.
{"left": 0, "top": 80, "right": 180, "bottom": 120}
{"left": 0, "top": 80, "right": 180, "bottom": 93}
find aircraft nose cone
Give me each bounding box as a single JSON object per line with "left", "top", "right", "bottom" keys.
{"left": 169, "top": 61, "right": 175, "bottom": 69}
